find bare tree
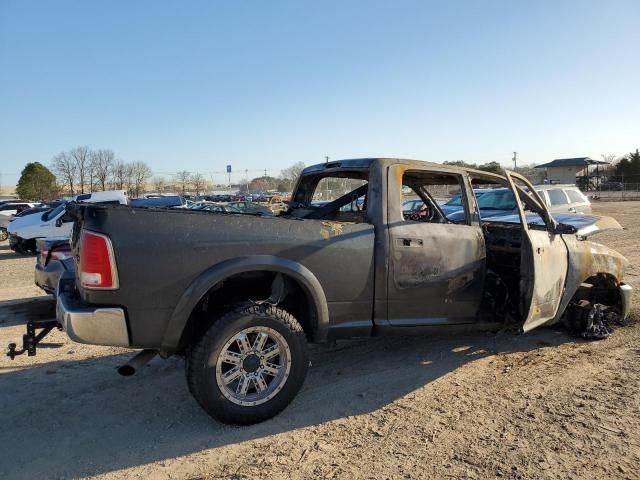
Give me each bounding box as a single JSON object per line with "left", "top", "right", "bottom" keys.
{"left": 111, "top": 160, "right": 127, "bottom": 190}
{"left": 175, "top": 170, "right": 191, "bottom": 196}
{"left": 69, "top": 146, "right": 91, "bottom": 193}
{"left": 279, "top": 161, "right": 305, "bottom": 191}
{"left": 51, "top": 151, "right": 76, "bottom": 195}
{"left": 191, "top": 173, "right": 206, "bottom": 197}
{"left": 153, "top": 176, "right": 166, "bottom": 193}
{"left": 91, "top": 149, "right": 115, "bottom": 191}
{"left": 601, "top": 153, "right": 618, "bottom": 164}
{"left": 124, "top": 162, "right": 136, "bottom": 196}
{"left": 131, "top": 161, "right": 153, "bottom": 197}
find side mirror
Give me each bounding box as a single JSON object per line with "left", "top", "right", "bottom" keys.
{"left": 555, "top": 223, "right": 577, "bottom": 234}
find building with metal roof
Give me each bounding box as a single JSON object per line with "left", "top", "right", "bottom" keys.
{"left": 534, "top": 157, "right": 608, "bottom": 185}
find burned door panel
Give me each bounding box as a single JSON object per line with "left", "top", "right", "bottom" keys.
{"left": 503, "top": 171, "right": 569, "bottom": 332}
{"left": 388, "top": 223, "right": 486, "bottom": 323}
{"left": 520, "top": 230, "right": 569, "bottom": 331}
{"left": 385, "top": 165, "right": 486, "bottom": 325}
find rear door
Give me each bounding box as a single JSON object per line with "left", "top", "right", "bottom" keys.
{"left": 385, "top": 165, "right": 486, "bottom": 325}
{"left": 505, "top": 172, "right": 569, "bottom": 332}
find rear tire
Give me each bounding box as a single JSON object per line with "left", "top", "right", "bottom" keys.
{"left": 186, "top": 304, "right": 308, "bottom": 425}
{"left": 0, "top": 228, "right": 7, "bottom": 242}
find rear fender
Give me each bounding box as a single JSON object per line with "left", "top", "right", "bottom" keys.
{"left": 160, "top": 255, "right": 330, "bottom": 354}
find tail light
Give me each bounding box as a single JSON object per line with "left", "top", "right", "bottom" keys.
{"left": 79, "top": 230, "right": 119, "bottom": 290}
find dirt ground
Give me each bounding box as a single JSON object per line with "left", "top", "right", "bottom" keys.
{"left": 0, "top": 243, "right": 47, "bottom": 301}
{"left": 0, "top": 201, "right": 639, "bottom": 480}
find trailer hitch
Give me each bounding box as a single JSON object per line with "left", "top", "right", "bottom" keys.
{"left": 6, "top": 319, "right": 62, "bottom": 360}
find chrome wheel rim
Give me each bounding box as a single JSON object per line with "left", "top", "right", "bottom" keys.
{"left": 215, "top": 326, "right": 292, "bottom": 406}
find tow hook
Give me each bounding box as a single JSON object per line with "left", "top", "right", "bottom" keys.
{"left": 6, "top": 319, "right": 62, "bottom": 360}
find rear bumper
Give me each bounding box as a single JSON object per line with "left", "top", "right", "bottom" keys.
{"left": 56, "top": 277, "right": 130, "bottom": 347}
{"left": 620, "top": 283, "right": 633, "bottom": 320}
{"left": 35, "top": 262, "right": 65, "bottom": 294}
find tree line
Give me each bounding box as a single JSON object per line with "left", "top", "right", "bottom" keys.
{"left": 51, "top": 146, "right": 153, "bottom": 197}
{"left": 608, "top": 149, "right": 640, "bottom": 182}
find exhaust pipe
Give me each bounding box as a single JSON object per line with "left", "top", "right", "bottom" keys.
{"left": 118, "top": 349, "right": 158, "bottom": 376}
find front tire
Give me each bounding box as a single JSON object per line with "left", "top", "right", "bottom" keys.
{"left": 186, "top": 304, "right": 308, "bottom": 425}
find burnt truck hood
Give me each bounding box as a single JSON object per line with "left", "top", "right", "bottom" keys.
{"left": 486, "top": 212, "right": 624, "bottom": 238}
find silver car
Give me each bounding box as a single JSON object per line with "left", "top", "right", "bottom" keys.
{"left": 534, "top": 184, "right": 591, "bottom": 214}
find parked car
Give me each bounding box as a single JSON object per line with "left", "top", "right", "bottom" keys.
{"left": 447, "top": 184, "right": 591, "bottom": 222}
{"left": 227, "top": 201, "right": 274, "bottom": 216}
{"left": 0, "top": 202, "right": 43, "bottom": 241}
{"left": 0, "top": 202, "right": 42, "bottom": 217}
{"left": 535, "top": 184, "right": 592, "bottom": 214}
{"left": 15, "top": 202, "right": 62, "bottom": 218}
{"left": 129, "top": 195, "right": 185, "bottom": 208}
{"left": 405, "top": 188, "right": 493, "bottom": 219}
{"left": 7, "top": 190, "right": 128, "bottom": 253}
{"left": 599, "top": 181, "right": 624, "bottom": 191}
{"left": 199, "top": 203, "right": 242, "bottom": 214}
{"left": 12, "top": 158, "right": 631, "bottom": 427}
{"left": 439, "top": 188, "right": 493, "bottom": 217}
{"left": 34, "top": 237, "right": 73, "bottom": 294}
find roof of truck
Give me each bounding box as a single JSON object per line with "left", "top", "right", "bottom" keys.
{"left": 302, "top": 158, "right": 506, "bottom": 180}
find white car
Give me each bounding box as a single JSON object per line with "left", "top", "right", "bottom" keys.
{"left": 0, "top": 202, "right": 41, "bottom": 241}
{"left": 0, "top": 202, "right": 41, "bottom": 217}
{"left": 8, "top": 191, "right": 128, "bottom": 253}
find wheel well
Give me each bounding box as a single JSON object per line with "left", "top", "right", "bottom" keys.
{"left": 571, "top": 273, "right": 622, "bottom": 308}
{"left": 563, "top": 273, "right": 623, "bottom": 333}
{"left": 178, "top": 271, "right": 318, "bottom": 352}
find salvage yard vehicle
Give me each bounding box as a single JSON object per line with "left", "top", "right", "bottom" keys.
{"left": 199, "top": 203, "right": 242, "bottom": 214}
{"left": 447, "top": 184, "right": 592, "bottom": 222}
{"left": 0, "top": 202, "right": 41, "bottom": 241}
{"left": 438, "top": 188, "right": 492, "bottom": 217}
{"left": 8, "top": 158, "right": 632, "bottom": 426}
{"left": 7, "top": 190, "right": 128, "bottom": 253}
{"left": 34, "top": 237, "right": 73, "bottom": 295}
{"left": 227, "top": 201, "right": 274, "bottom": 216}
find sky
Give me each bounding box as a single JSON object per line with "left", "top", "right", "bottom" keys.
{"left": 1, "top": 0, "right": 639, "bottom": 185}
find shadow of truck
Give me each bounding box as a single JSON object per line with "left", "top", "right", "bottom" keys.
{"left": 0, "top": 327, "right": 573, "bottom": 478}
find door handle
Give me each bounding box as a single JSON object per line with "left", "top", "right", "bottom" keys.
{"left": 396, "top": 238, "right": 423, "bottom": 247}
{"left": 568, "top": 207, "right": 576, "bottom": 213}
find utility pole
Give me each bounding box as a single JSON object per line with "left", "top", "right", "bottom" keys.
{"left": 264, "top": 168, "right": 267, "bottom": 178}
{"left": 245, "top": 169, "right": 249, "bottom": 193}
{"left": 324, "top": 156, "right": 330, "bottom": 198}
{"left": 512, "top": 152, "right": 518, "bottom": 170}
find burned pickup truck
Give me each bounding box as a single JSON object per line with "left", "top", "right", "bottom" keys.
{"left": 9, "top": 158, "right": 632, "bottom": 424}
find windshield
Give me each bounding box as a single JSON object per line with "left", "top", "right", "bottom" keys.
{"left": 476, "top": 190, "right": 516, "bottom": 210}
{"left": 42, "top": 203, "right": 66, "bottom": 221}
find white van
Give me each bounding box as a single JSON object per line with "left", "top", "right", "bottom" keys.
{"left": 8, "top": 191, "right": 128, "bottom": 253}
